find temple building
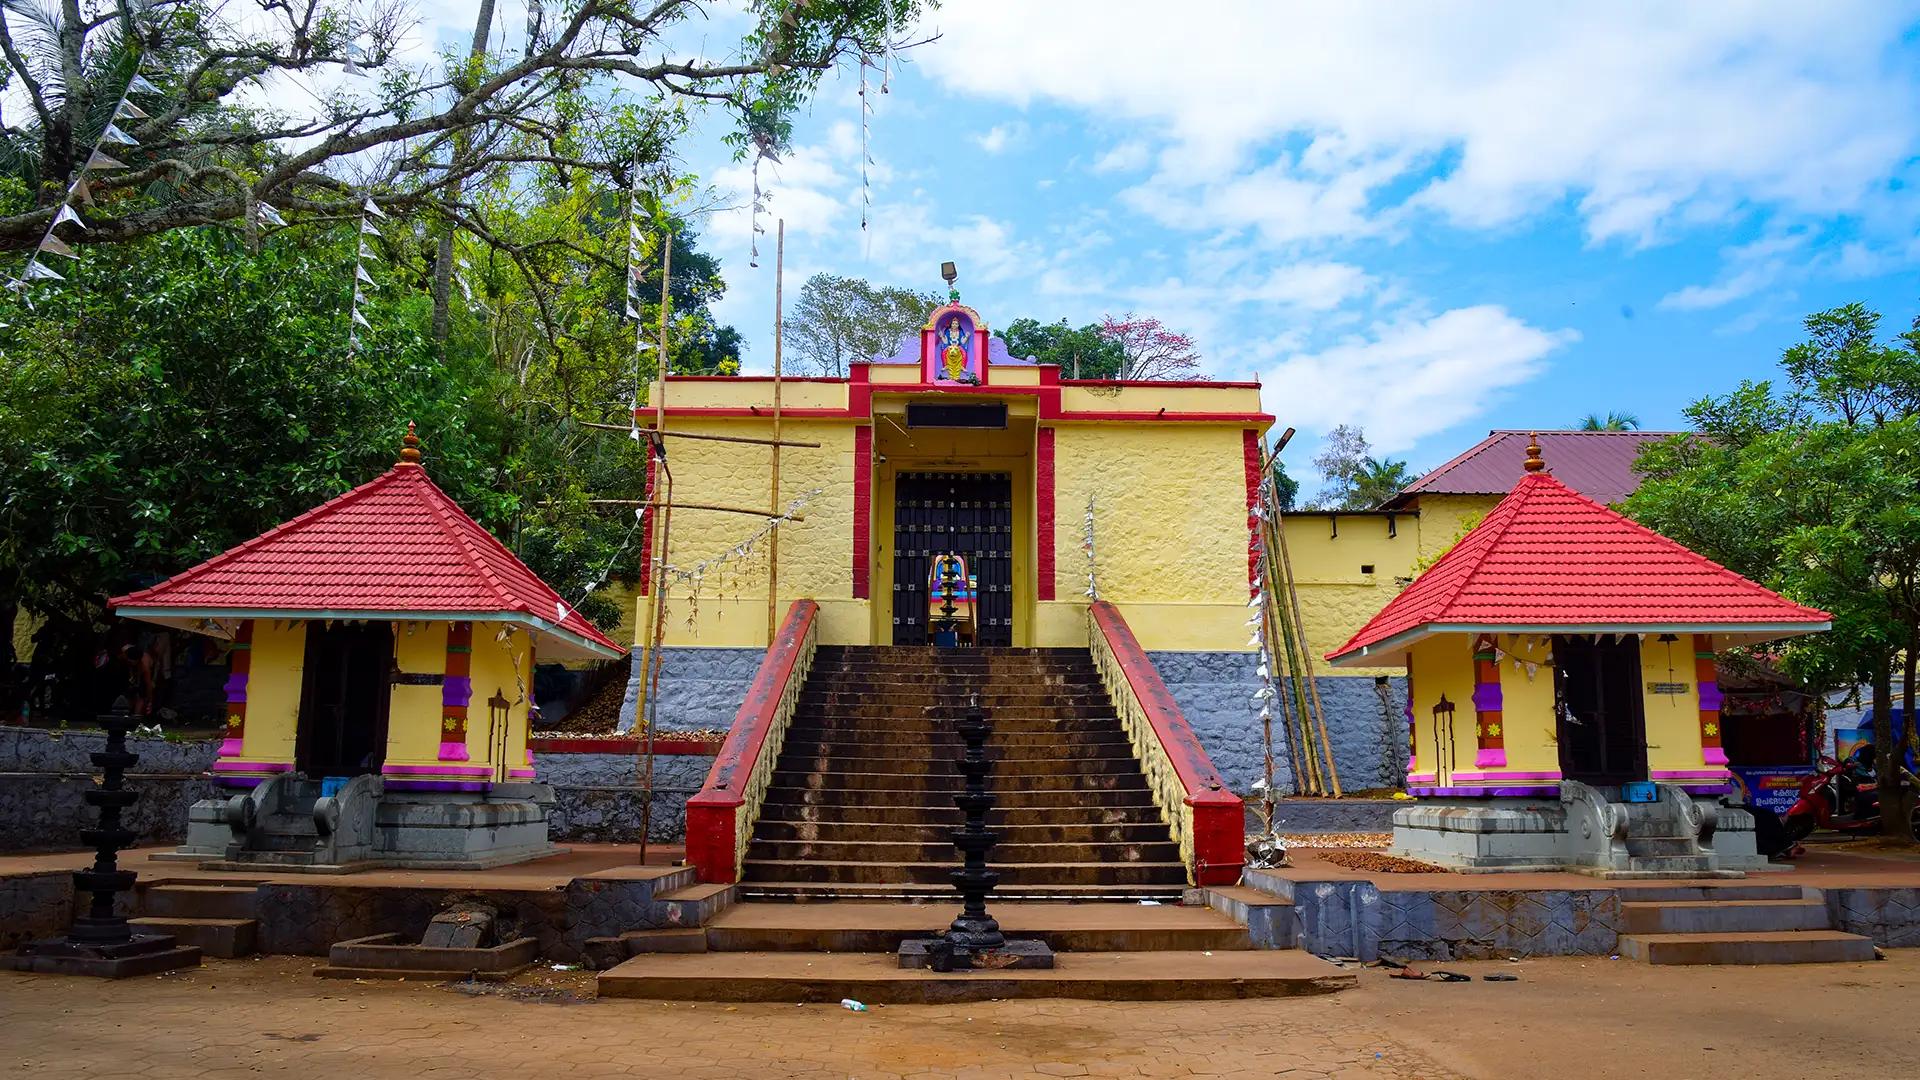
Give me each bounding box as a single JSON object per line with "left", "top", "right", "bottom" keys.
{"left": 1324, "top": 437, "right": 1831, "bottom": 873}
{"left": 626, "top": 293, "right": 1274, "bottom": 769}
{"left": 111, "top": 426, "right": 624, "bottom": 869}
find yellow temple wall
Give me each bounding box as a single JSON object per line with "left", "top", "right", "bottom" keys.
{"left": 383, "top": 621, "right": 450, "bottom": 767}
{"left": 1406, "top": 636, "right": 1475, "bottom": 780}
{"left": 1411, "top": 494, "right": 1497, "bottom": 563}
{"left": 1640, "top": 633, "right": 1708, "bottom": 774}
{"left": 238, "top": 619, "right": 306, "bottom": 764}
{"left": 640, "top": 417, "right": 862, "bottom": 649}
{"left": 1280, "top": 512, "right": 1421, "bottom": 675}
{"left": 464, "top": 627, "right": 534, "bottom": 770}
{"left": 1494, "top": 635, "right": 1563, "bottom": 776}
{"left": 1047, "top": 423, "right": 1252, "bottom": 650}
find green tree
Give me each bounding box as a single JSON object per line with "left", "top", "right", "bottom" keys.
{"left": 997, "top": 317, "right": 1126, "bottom": 378}
{"left": 1308, "top": 425, "right": 1410, "bottom": 509}
{"left": 0, "top": 226, "right": 645, "bottom": 718}
{"left": 783, "top": 273, "right": 937, "bottom": 376}
{"left": 1627, "top": 304, "right": 1920, "bottom": 838}
{"left": 1578, "top": 411, "right": 1643, "bottom": 430}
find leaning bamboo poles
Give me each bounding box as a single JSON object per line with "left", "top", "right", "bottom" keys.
{"left": 1254, "top": 432, "right": 1342, "bottom": 798}
{"left": 634, "top": 234, "right": 673, "bottom": 864}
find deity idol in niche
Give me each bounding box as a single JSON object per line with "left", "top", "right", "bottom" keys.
{"left": 937, "top": 313, "right": 972, "bottom": 381}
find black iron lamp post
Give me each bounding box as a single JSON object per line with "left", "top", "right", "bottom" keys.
{"left": 898, "top": 693, "right": 1053, "bottom": 971}
{"left": 5, "top": 706, "right": 201, "bottom": 977}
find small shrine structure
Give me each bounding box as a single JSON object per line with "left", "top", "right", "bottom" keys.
{"left": 1326, "top": 436, "right": 1830, "bottom": 874}
{"left": 112, "top": 426, "right": 624, "bottom": 869}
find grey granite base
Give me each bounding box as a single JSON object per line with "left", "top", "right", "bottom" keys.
{"left": 617, "top": 648, "right": 766, "bottom": 733}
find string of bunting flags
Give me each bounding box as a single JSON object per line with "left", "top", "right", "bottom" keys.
{"left": 347, "top": 197, "right": 388, "bottom": 352}
{"left": 1082, "top": 495, "right": 1099, "bottom": 599}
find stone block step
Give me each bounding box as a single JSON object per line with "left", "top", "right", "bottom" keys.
{"left": 772, "top": 754, "right": 1142, "bottom": 777}
{"left": 738, "top": 882, "right": 1187, "bottom": 903}
{"left": 595, "top": 950, "right": 1353, "bottom": 1003}
{"left": 791, "top": 709, "right": 1119, "bottom": 726}
{"left": 752, "top": 820, "right": 1173, "bottom": 845}
{"left": 1619, "top": 884, "right": 1806, "bottom": 903}
{"left": 654, "top": 882, "right": 738, "bottom": 927}
{"left": 1619, "top": 930, "right": 1876, "bottom": 965}
{"left": 758, "top": 789, "right": 1161, "bottom": 812}
{"left": 139, "top": 883, "right": 261, "bottom": 920}
{"left": 738, "top": 859, "right": 1189, "bottom": 887}
{"left": 1625, "top": 855, "right": 1714, "bottom": 873}
{"left": 1625, "top": 837, "right": 1706, "bottom": 858}
{"left": 702, "top": 902, "right": 1250, "bottom": 953}
{"left": 803, "top": 673, "right": 1104, "bottom": 690}
{"left": 126, "top": 917, "right": 258, "bottom": 959}
{"left": 623, "top": 927, "right": 710, "bottom": 953}
{"left": 744, "top": 839, "right": 1182, "bottom": 866}
{"left": 1202, "top": 886, "right": 1298, "bottom": 950}
{"left": 799, "top": 689, "right": 1114, "bottom": 708}
{"left": 768, "top": 769, "right": 1147, "bottom": 793}
{"left": 779, "top": 731, "right": 1133, "bottom": 751}
{"left": 1619, "top": 899, "right": 1831, "bottom": 935}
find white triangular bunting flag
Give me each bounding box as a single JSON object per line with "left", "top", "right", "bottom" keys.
{"left": 360, "top": 218, "right": 380, "bottom": 236}
{"left": 115, "top": 99, "right": 150, "bottom": 121}
{"left": 84, "top": 150, "right": 125, "bottom": 171}
{"left": 556, "top": 602, "right": 568, "bottom": 622}
{"left": 38, "top": 234, "right": 76, "bottom": 259}
{"left": 128, "top": 74, "right": 162, "bottom": 94}
{"left": 362, "top": 198, "right": 387, "bottom": 219}
{"left": 72, "top": 177, "right": 93, "bottom": 205}
{"left": 342, "top": 59, "right": 364, "bottom": 77}
{"left": 356, "top": 264, "right": 374, "bottom": 285}
{"left": 53, "top": 205, "right": 86, "bottom": 230}
{"left": 256, "top": 202, "right": 286, "bottom": 226}
{"left": 625, "top": 302, "right": 640, "bottom": 319}
{"left": 352, "top": 308, "right": 369, "bottom": 328}
{"left": 99, "top": 123, "right": 138, "bottom": 146}
{"left": 359, "top": 242, "right": 379, "bottom": 260}
{"left": 24, "top": 260, "right": 64, "bottom": 281}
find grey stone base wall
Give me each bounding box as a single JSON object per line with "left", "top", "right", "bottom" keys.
{"left": 617, "top": 648, "right": 766, "bottom": 733}
{"left": 0, "top": 872, "right": 76, "bottom": 949}
{"left": 0, "top": 727, "right": 220, "bottom": 851}
{"left": 539, "top": 752, "right": 715, "bottom": 844}
{"left": 1147, "top": 655, "right": 1407, "bottom": 796}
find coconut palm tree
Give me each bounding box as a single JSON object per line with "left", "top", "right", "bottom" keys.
{"left": 1578, "top": 411, "right": 1642, "bottom": 431}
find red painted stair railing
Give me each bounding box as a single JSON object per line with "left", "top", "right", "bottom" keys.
{"left": 1088, "top": 601, "right": 1245, "bottom": 886}
{"left": 685, "top": 599, "right": 820, "bottom": 884}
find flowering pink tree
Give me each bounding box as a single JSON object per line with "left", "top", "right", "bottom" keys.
{"left": 1097, "top": 314, "right": 1205, "bottom": 380}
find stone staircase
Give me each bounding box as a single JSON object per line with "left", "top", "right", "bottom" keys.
{"left": 130, "top": 881, "right": 263, "bottom": 958}
{"left": 739, "top": 645, "right": 1189, "bottom": 903}
{"left": 1618, "top": 884, "right": 1876, "bottom": 964}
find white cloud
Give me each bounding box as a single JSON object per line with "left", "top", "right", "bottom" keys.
{"left": 973, "top": 122, "right": 1028, "bottom": 154}
{"left": 1091, "top": 141, "right": 1151, "bottom": 174}
{"left": 1657, "top": 231, "right": 1808, "bottom": 310}
{"left": 916, "top": 2, "right": 1920, "bottom": 248}
{"left": 1258, "top": 307, "right": 1577, "bottom": 453}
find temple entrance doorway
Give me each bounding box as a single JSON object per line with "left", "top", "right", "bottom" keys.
{"left": 1553, "top": 635, "right": 1649, "bottom": 785}
{"left": 296, "top": 621, "right": 393, "bottom": 776}
{"left": 890, "top": 471, "right": 1015, "bottom": 646}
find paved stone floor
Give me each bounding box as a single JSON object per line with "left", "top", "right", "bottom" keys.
{"left": 4, "top": 952, "right": 1918, "bottom": 1078}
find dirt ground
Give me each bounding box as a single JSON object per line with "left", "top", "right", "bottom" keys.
{"left": 3, "top": 952, "right": 1916, "bottom": 1079}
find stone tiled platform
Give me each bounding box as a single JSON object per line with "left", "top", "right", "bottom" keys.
{"left": 1254, "top": 844, "right": 1920, "bottom": 960}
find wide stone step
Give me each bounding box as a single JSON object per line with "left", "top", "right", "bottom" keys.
{"left": 753, "top": 820, "right": 1174, "bottom": 845}
{"left": 788, "top": 719, "right": 1124, "bottom": 737}
{"left": 756, "top": 804, "right": 1167, "bottom": 828}
{"left": 745, "top": 839, "right": 1182, "bottom": 865}
{"left": 801, "top": 688, "right": 1113, "bottom": 706}
{"left": 779, "top": 731, "right": 1134, "bottom": 751}
{"left": 1619, "top": 884, "right": 1807, "bottom": 902}
{"left": 770, "top": 770, "right": 1147, "bottom": 793}
{"left": 701, "top": 902, "right": 1250, "bottom": 953}
{"left": 127, "top": 916, "right": 258, "bottom": 959}
{"left": 772, "top": 754, "right": 1142, "bottom": 777}
{"left": 738, "top": 859, "right": 1189, "bottom": 887}
{"left": 595, "top": 950, "right": 1353, "bottom": 1003}
{"left": 796, "top": 703, "right": 1117, "bottom": 722}
{"left": 1625, "top": 836, "right": 1706, "bottom": 858}
{"left": 1619, "top": 930, "right": 1876, "bottom": 965}
{"left": 737, "top": 881, "right": 1188, "bottom": 904}
{"left": 1619, "top": 899, "right": 1832, "bottom": 935}
{"left": 804, "top": 673, "right": 1104, "bottom": 691}
{"left": 759, "top": 788, "right": 1161, "bottom": 811}
{"left": 139, "top": 883, "right": 261, "bottom": 920}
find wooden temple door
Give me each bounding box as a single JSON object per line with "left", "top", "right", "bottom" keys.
{"left": 891, "top": 471, "right": 1015, "bottom": 647}
{"left": 1553, "top": 635, "right": 1649, "bottom": 786}
{"left": 296, "top": 621, "right": 394, "bottom": 777}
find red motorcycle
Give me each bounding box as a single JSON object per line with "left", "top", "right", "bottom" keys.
{"left": 1782, "top": 752, "right": 1919, "bottom": 841}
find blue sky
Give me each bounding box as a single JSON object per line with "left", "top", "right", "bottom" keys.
{"left": 415, "top": 2, "right": 1920, "bottom": 486}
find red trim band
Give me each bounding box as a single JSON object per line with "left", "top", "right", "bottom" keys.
{"left": 853, "top": 425, "right": 873, "bottom": 599}
{"left": 1037, "top": 427, "right": 1057, "bottom": 602}
{"left": 1242, "top": 428, "right": 1261, "bottom": 595}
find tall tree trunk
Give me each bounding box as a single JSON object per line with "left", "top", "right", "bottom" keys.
{"left": 1873, "top": 660, "right": 1900, "bottom": 836}
{"left": 431, "top": 0, "right": 497, "bottom": 343}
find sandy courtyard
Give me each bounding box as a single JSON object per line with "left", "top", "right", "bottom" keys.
{"left": 3, "top": 951, "right": 1917, "bottom": 1079}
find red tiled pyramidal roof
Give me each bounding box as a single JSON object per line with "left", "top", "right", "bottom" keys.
{"left": 112, "top": 457, "right": 624, "bottom": 659}
{"left": 1327, "top": 469, "right": 1829, "bottom": 664}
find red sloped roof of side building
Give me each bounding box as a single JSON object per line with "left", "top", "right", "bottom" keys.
{"left": 1382, "top": 429, "right": 1678, "bottom": 509}
{"left": 1326, "top": 469, "right": 1829, "bottom": 665}
{"left": 111, "top": 459, "right": 625, "bottom": 658}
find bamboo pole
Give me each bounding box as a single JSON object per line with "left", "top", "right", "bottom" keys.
{"left": 636, "top": 234, "right": 673, "bottom": 863}
{"left": 767, "top": 220, "right": 785, "bottom": 645}
{"left": 1264, "top": 511, "right": 1321, "bottom": 795}
{"left": 1273, "top": 497, "right": 1342, "bottom": 797}
{"left": 1260, "top": 505, "right": 1313, "bottom": 796}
